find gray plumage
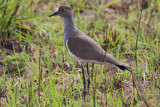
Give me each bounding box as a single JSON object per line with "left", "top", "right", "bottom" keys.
{"left": 49, "top": 5, "right": 129, "bottom": 70}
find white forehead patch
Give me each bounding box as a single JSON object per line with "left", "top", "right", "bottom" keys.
{"left": 56, "top": 7, "right": 59, "bottom": 11}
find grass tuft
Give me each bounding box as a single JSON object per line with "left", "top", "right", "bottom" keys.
{"left": 0, "top": 0, "right": 160, "bottom": 106}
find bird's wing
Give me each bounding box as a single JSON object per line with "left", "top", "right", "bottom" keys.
{"left": 67, "top": 35, "right": 121, "bottom": 65}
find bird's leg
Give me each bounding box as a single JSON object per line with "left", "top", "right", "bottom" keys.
{"left": 81, "top": 65, "right": 86, "bottom": 99}
{"left": 86, "top": 63, "right": 90, "bottom": 94}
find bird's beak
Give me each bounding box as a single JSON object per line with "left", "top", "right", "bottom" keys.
{"left": 49, "top": 11, "right": 59, "bottom": 17}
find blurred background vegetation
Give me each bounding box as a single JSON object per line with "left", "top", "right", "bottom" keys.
{"left": 0, "top": 0, "right": 160, "bottom": 106}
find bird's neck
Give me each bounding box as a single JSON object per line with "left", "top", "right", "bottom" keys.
{"left": 63, "top": 17, "right": 76, "bottom": 34}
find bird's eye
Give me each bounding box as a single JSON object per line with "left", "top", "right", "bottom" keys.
{"left": 61, "top": 8, "right": 66, "bottom": 12}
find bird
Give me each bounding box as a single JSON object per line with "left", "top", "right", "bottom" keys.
{"left": 49, "top": 5, "right": 130, "bottom": 99}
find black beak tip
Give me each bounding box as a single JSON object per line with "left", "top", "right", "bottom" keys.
{"left": 49, "top": 14, "right": 52, "bottom": 17}
{"left": 49, "top": 12, "right": 59, "bottom": 17}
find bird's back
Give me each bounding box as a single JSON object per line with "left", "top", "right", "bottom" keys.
{"left": 65, "top": 28, "right": 121, "bottom": 66}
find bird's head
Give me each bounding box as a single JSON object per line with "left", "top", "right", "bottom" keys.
{"left": 49, "top": 5, "right": 73, "bottom": 18}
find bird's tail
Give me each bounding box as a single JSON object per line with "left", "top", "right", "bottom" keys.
{"left": 116, "top": 64, "right": 132, "bottom": 71}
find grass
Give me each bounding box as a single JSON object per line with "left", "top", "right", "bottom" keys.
{"left": 0, "top": 0, "right": 160, "bottom": 106}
